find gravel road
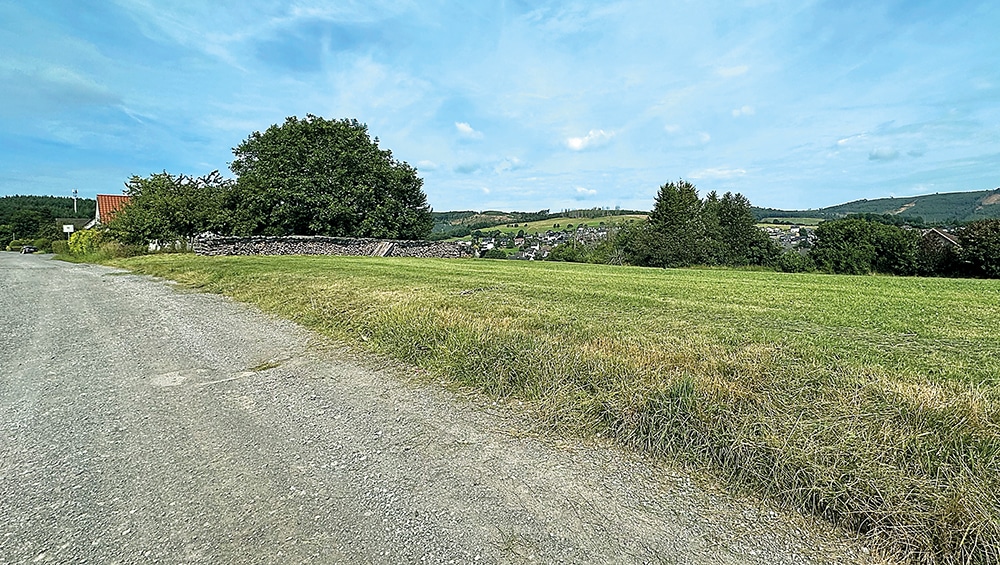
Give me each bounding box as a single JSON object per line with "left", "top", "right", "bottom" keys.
{"left": 0, "top": 253, "right": 888, "bottom": 564}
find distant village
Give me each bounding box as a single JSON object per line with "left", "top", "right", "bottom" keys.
{"left": 467, "top": 223, "right": 818, "bottom": 260}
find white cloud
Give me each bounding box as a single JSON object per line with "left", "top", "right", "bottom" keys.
{"left": 566, "top": 129, "right": 614, "bottom": 151}
{"left": 455, "top": 121, "right": 483, "bottom": 139}
{"left": 699, "top": 132, "right": 711, "bottom": 143}
{"left": 481, "top": 187, "right": 491, "bottom": 194}
{"left": 575, "top": 186, "right": 597, "bottom": 195}
{"left": 837, "top": 133, "right": 868, "bottom": 146}
{"left": 732, "top": 105, "right": 755, "bottom": 117}
{"left": 416, "top": 160, "right": 439, "bottom": 170}
{"left": 716, "top": 65, "right": 749, "bottom": 78}
{"left": 494, "top": 157, "right": 523, "bottom": 174}
{"left": 869, "top": 147, "right": 900, "bottom": 161}
{"left": 664, "top": 124, "right": 681, "bottom": 133}
{"left": 689, "top": 167, "right": 747, "bottom": 180}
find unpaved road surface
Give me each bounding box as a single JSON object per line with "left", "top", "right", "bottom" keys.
{"left": 1, "top": 253, "right": 884, "bottom": 564}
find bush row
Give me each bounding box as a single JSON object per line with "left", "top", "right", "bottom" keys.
{"left": 4, "top": 237, "right": 53, "bottom": 253}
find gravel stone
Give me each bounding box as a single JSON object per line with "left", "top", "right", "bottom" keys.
{"left": 0, "top": 253, "right": 895, "bottom": 564}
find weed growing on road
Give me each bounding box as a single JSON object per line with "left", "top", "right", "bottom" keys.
{"left": 117, "top": 254, "right": 1000, "bottom": 564}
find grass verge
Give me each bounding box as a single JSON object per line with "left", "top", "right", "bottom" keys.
{"left": 116, "top": 254, "right": 999, "bottom": 563}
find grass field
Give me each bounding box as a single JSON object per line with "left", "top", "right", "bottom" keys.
{"left": 759, "top": 217, "right": 825, "bottom": 226}
{"left": 485, "top": 213, "right": 647, "bottom": 234}
{"left": 117, "top": 254, "right": 999, "bottom": 563}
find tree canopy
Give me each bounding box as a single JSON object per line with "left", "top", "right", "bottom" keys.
{"left": 959, "top": 218, "right": 1000, "bottom": 278}
{"left": 106, "top": 171, "right": 232, "bottom": 245}
{"left": 621, "top": 180, "right": 778, "bottom": 268}
{"left": 227, "top": 115, "right": 433, "bottom": 239}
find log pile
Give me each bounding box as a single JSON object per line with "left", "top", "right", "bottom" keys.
{"left": 193, "top": 235, "right": 473, "bottom": 259}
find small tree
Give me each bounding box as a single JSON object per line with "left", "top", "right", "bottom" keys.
{"left": 810, "top": 219, "right": 876, "bottom": 275}
{"left": 107, "top": 171, "right": 232, "bottom": 245}
{"left": 228, "top": 115, "right": 433, "bottom": 239}
{"left": 960, "top": 219, "right": 1000, "bottom": 278}
{"left": 811, "top": 218, "right": 921, "bottom": 276}
{"left": 870, "top": 223, "right": 919, "bottom": 276}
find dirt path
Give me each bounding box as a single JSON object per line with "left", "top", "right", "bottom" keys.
{"left": 0, "top": 253, "right": 887, "bottom": 564}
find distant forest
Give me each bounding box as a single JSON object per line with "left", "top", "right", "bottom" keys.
{"left": 753, "top": 188, "right": 1000, "bottom": 225}
{"left": 1, "top": 195, "right": 96, "bottom": 244}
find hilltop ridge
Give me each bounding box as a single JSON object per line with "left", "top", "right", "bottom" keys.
{"left": 754, "top": 188, "right": 1000, "bottom": 224}
{"left": 429, "top": 189, "right": 1000, "bottom": 230}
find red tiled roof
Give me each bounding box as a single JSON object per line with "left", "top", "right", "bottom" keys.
{"left": 95, "top": 194, "right": 132, "bottom": 223}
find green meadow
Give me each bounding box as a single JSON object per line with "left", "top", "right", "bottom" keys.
{"left": 117, "top": 254, "right": 1000, "bottom": 563}
{"left": 759, "top": 217, "right": 825, "bottom": 226}
{"left": 485, "top": 213, "right": 647, "bottom": 234}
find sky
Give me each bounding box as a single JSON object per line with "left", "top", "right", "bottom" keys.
{"left": 1, "top": 1, "right": 999, "bottom": 212}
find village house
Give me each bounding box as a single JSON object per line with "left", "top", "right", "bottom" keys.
{"left": 84, "top": 194, "right": 132, "bottom": 229}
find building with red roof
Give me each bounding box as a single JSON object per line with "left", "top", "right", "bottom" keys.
{"left": 85, "top": 194, "right": 132, "bottom": 228}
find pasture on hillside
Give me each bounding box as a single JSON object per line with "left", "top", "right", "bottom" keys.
{"left": 482, "top": 214, "right": 647, "bottom": 234}
{"left": 118, "top": 254, "right": 1000, "bottom": 563}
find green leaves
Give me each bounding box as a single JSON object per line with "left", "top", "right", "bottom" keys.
{"left": 627, "top": 180, "right": 779, "bottom": 268}
{"left": 811, "top": 218, "right": 931, "bottom": 276}
{"left": 959, "top": 219, "right": 1000, "bottom": 278}
{"left": 107, "top": 171, "right": 232, "bottom": 245}
{"left": 228, "top": 115, "right": 433, "bottom": 239}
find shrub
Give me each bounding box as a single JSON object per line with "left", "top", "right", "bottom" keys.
{"left": 6, "top": 238, "right": 29, "bottom": 252}
{"left": 51, "top": 240, "right": 70, "bottom": 255}
{"left": 481, "top": 248, "right": 507, "bottom": 259}
{"left": 776, "top": 250, "right": 814, "bottom": 273}
{"left": 32, "top": 238, "right": 52, "bottom": 253}
{"left": 68, "top": 229, "right": 105, "bottom": 255}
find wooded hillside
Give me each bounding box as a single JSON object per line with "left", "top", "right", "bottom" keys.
{"left": 755, "top": 188, "right": 1000, "bottom": 224}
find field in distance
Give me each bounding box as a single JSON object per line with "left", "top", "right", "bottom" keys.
{"left": 489, "top": 213, "right": 647, "bottom": 233}
{"left": 757, "top": 217, "right": 824, "bottom": 227}
{"left": 118, "top": 254, "right": 999, "bottom": 563}
{"left": 431, "top": 210, "right": 647, "bottom": 238}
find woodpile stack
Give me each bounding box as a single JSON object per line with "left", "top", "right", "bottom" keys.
{"left": 193, "top": 235, "right": 473, "bottom": 259}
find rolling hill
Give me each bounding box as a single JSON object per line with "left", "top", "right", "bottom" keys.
{"left": 754, "top": 188, "right": 1000, "bottom": 224}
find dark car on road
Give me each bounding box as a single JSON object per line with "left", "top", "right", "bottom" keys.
{"left": 19, "top": 245, "right": 38, "bottom": 254}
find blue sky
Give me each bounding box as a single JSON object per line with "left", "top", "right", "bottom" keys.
{"left": 2, "top": 1, "right": 998, "bottom": 212}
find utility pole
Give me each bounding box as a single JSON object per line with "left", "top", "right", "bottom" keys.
{"left": 72, "top": 188, "right": 78, "bottom": 214}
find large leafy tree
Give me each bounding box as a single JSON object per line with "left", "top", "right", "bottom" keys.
{"left": 635, "top": 179, "right": 705, "bottom": 267}
{"left": 107, "top": 171, "right": 232, "bottom": 245}
{"left": 227, "top": 115, "right": 433, "bottom": 239}
{"left": 704, "top": 191, "right": 780, "bottom": 266}
{"left": 624, "top": 180, "right": 777, "bottom": 268}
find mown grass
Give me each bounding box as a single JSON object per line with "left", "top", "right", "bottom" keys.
{"left": 116, "top": 254, "right": 999, "bottom": 564}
